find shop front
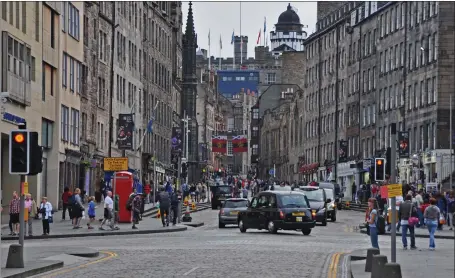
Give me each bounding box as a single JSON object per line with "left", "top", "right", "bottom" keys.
{"left": 398, "top": 158, "right": 412, "bottom": 184}
{"left": 336, "top": 161, "right": 358, "bottom": 201}
{"left": 299, "top": 163, "right": 319, "bottom": 182}
{"left": 423, "top": 151, "right": 437, "bottom": 184}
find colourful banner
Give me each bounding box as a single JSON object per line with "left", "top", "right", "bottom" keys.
{"left": 232, "top": 135, "right": 248, "bottom": 153}
{"left": 212, "top": 136, "right": 227, "bottom": 153}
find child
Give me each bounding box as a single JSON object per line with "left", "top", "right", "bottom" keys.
{"left": 87, "top": 196, "right": 96, "bottom": 229}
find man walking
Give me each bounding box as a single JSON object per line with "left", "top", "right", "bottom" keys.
{"left": 132, "top": 194, "right": 142, "bottom": 229}
{"left": 170, "top": 190, "right": 180, "bottom": 226}
{"left": 158, "top": 187, "right": 171, "bottom": 227}
{"left": 100, "top": 191, "right": 114, "bottom": 230}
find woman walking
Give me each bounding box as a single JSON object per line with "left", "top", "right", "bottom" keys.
{"left": 424, "top": 198, "right": 440, "bottom": 250}
{"left": 39, "top": 197, "right": 53, "bottom": 236}
{"left": 24, "top": 194, "right": 37, "bottom": 236}
{"left": 72, "top": 188, "right": 85, "bottom": 229}
{"left": 367, "top": 198, "right": 380, "bottom": 250}
{"left": 398, "top": 194, "right": 417, "bottom": 250}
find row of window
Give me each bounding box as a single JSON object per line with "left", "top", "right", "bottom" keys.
{"left": 6, "top": 35, "right": 32, "bottom": 82}
{"left": 61, "top": 105, "right": 80, "bottom": 145}
{"left": 1, "top": 2, "right": 27, "bottom": 35}
{"left": 62, "top": 2, "right": 80, "bottom": 40}
{"left": 62, "top": 53, "right": 83, "bottom": 94}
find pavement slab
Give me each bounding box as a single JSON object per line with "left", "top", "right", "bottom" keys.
{"left": 2, "top": 260, "right": 63, "bottom": 278}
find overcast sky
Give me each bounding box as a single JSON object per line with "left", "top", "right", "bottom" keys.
{"left": 181, "top": 1, "right": 317, "bottom": 59}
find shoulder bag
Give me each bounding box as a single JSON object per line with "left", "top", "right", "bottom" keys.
{"left": 408, "top": 203, "right": 419, "bottom": 226}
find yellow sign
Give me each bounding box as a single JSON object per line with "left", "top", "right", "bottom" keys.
{"left": 103, "top": 157, "right": 128, "bottom": 171}
{"left": 23, "top": 182, "right": 29, "bottom": 194}
{"left": 387, "top": 184, "right": 402, "bottom": 197}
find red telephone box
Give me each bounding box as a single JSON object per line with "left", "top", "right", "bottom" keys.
{"left": 114, "top": 171, "right": 134, "bottom": 223}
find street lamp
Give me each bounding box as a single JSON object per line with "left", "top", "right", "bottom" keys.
{"left": 182, "top": 114, "right": 191, "bottom": 184}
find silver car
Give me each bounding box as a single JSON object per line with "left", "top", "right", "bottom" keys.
{"left": 218, "top": 198, "right": 249, "bottom": 228}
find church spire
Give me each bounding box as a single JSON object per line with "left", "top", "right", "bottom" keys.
{"left": 185, "top": 2, "right": 195, "bottom": 40}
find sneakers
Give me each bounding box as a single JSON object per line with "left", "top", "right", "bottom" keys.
{"left": 410, "top": 246, "right": 417, "bottom": 250}
{"left": 429, "top": 247, "right": 435, "bottom": 251}
{"left": 132, "top": 226, "right": 138, "bottom": 230}
{"left": 403, "top": 246, "right": 407, "bottom": 250}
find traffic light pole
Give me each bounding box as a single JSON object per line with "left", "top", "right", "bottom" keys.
{"left": 19, "top": 175, "right": 25, "bottom": 247}
{"left": 390, "top": 123, "right": 397, "bottom": 263}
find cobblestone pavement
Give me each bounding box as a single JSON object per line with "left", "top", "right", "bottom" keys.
{"left": 2, "top": 209, "right": 452, "bottom": 278}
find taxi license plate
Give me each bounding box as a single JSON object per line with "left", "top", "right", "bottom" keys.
{"left": 230, "top": 211, "right": 239, "bottom": 215}
{"left": 296, "top": 217, "right": 302, "bottom": 222}
{"left": 292, "top": 212, "right": 305, "bottom": 216}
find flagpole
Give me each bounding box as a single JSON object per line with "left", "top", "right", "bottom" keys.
{"left": 219, "top": 35, "right": 222, "bottom": 70}
{"left": 240, "top": 2, "right": 242, "bottom": 66}
{"left": 208, "top": 30, "right": 211, "bottom": 72}
{"left": 233, "top": 30, "right": 235, "bottom": 70}
{"left": 263, "top": 17, "right": 266, "bottom": 47}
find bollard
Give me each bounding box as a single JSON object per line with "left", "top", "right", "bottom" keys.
{"left": 382, "top": 263, "right": 402, "bottom": 278}
{"left": 6, "top": 244, "right": 24, "bottom": 268}
{"left": 371, "top": 255, "right": 388, "bottom": 278}
{"left": 364, "top": 248, "right": 380, "bottom": 272}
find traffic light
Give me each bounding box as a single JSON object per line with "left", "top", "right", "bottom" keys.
{"left": 374, "top": 158, "right": 385, "bottom": 181}
{"left": 28, "top": 132, "right": 43, "bottom": 175}
{"left": 9, "top": 130, "right": 30, "bottom": 174}
{"left": 181, "top": 162, "right": 187, "bottom": 179}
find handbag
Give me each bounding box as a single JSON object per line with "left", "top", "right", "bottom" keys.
{"left": 408, "top": 203, "right": 419, "bottom": 226}
{"left": 48, "top": 215, "right": 53, "bottom": 223}
{"left": 439, "top": 214, "right": 446, "bottom": 225}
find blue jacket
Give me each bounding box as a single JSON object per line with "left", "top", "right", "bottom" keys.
{"left": 165, "top": 183, "right": 173, "bottom": 194}
{"left": 437, "top": 198, "right": 446, "bottom": 213}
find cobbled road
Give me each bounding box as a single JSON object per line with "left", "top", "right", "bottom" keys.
{"left": 15, "top": 209, "right": 376, "bottom": 278}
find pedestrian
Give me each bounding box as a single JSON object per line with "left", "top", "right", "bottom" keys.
{"left": 139, "top": 193, "right": 146, "bottom": 220}
{"left": 67, "top": 190, "right": 74, "bottom": 222}
{"left": 24, "top": 194, "right": 37, "bottom": 236}
{"left": 9, "top": 191, "right": 20, "bottom": 236}
{"left": 72, "top": 188, "right": 85, "bottom": 229}
{"left": 435, "top": 193, "right": 446, "bottom": 231}
{"left": 158, "top": 187, "right": 171, "bottom": 227}
{"left": 132, "top": 194, "right": 142, "bottom": 229}
{"left": 39, "top": 197, "right": 53, "bottom": 236}
{"left": 182, "top": 183, "right": 190, "bottom": 201}
{"left": 170, "top": 190, "right": 180, "bottom": 226}
{"left": 447, "top": 191, "right": 455, "bottom": 231}
{"left": 424, "top": 198, "right": 440, "bottom": 251}
{"left": 144, "top": 182, "right": 151, "bottom": 204}
{"left": 61, "top": 187, "right": 71, "bottom": 220}
{"left": 87, "top": 196, "right": 96, "bottom": 229}
{"left": 367, "top": 198, "right": 379, "bottom": 250}
{"left": 398, "top": 194, "right": 417, "bottom": 250}
{"left": 100, "top": 191, "right": 114, "bottom": 230}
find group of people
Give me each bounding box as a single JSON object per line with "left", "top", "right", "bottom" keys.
{"left": 366, "top": 187, "right": 455, "bottom": 251}
{"left": 7, "top": 191, "right": 53, "bottom": 236}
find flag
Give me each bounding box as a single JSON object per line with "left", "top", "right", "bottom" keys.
{"left": 256, "top": 28, "right": 261, "bottom": 44}
{"left": 219, "top": 34, "right": 222, "bottom": 50}
{"left": 264, "top": 17, "right": 266, "bottom": 33}
{"left": 231, "top": 30, "right": 235, "bottom": 44}
{"left": 232, "top": 135, "right": 248, "bottom": 153}
{"left": 208, "top": 29, "right": 211, "bottom": 46}
{"left": 212, "top": 135, "right": 227, "bottom": 153}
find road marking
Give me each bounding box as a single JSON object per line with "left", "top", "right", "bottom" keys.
{"left": 183, "top": 266, "right": 199, "bottom": 276}
{"left": 39, "top": 251, "right": 118, "bottom": 277}
{"left": 328, "top": 252, "right": 343, "bottom": 278}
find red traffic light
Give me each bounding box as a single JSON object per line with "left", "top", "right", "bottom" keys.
{"left": 376, "top": 159, "right": 383, "bottom": 166}
{"left": 14, "top": 133, "right": 25, "bottom": 143}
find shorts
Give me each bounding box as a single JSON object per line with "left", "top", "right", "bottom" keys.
{"left": 10, "top": 213, "right": 20, "bottom": 224}
{"left": 89, "top": 215, "right": 95, "bottom": 219}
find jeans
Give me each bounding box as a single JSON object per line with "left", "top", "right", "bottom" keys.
{"left": 62, "top": 203, "right": 69, "bottom": 220}
{"left": 401, "top": 224, "right": 416, "bottom": 248}
{"left": 26, "top": 217, "right": 33, "bottom": 236}
{"left": 369, "top": 226, "right": 379, "bottom": 249}
{"left": 426, "top": 220, "right": 438, "bottom": 248}
{"left": 171, "top": 206, "right": 178, "bottom": 225}
{"left": 416, "top": 209, "right": 424, "bottom": 227}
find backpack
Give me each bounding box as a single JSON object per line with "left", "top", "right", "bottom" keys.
{"left": 376, "top": 215, "right": 386, "bottom": 235}
{"left": 68, "top": 195, "right": 75, "bottom": 206}
{"left": 449, "top": 200, "right": 455, "bottom": 213}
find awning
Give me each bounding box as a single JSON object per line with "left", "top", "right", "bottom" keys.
{"left": 299, "top": 163, "right": 319, "bottom": 174}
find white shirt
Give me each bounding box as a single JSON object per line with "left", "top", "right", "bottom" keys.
{"left": 389, "top": 195, "right": 404, "bottom": 211}
{"left": 104, "top": 196, "right": 113, "bottom": 209}
{"left": 40, "top": 202, "right": 53, "bottom": 219}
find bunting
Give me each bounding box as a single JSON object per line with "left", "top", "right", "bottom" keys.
{"left": 212, "top": 135, "right": 227, "bottom": 153}
{"left": 232, "top": 135, "right": 248, "bottom": 153}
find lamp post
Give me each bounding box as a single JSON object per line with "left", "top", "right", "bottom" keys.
{"left": 182, "top": 113, "right": 190, "bottom": 184}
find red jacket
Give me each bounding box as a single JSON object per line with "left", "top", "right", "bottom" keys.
{"left": 144, "top": 184, "right": 151, "bottom": 194}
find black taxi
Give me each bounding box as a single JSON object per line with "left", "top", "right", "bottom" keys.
{"left": 237, "top": 191, "right": 316, "bottom": 235}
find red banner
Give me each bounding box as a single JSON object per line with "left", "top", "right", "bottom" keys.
{"left": 212, "top": 136, "right": 227, "bottom": 153}
{"left": 232, "top": 135, "right": 248, "bottom": 153}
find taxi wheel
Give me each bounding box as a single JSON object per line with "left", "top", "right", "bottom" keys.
{"left": 218, "top": 221, "right": 225, "bottom": 228}
{"left": 239, "top": 219, "right": 247, "bottom": 233}
{"left": 321, "top": 219, "right": 327, "bottom": 226}
{"left": 331, "top": 212, "right": 337, "bottom": 222}
{"left": 268, "top": 221, "right": 278, "bottom": 234}
{"left": 302, "top": 228, "right": 311, "bottom": 235}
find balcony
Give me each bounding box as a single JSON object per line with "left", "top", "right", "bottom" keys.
{"left": 5, "top": 71, "right": 31, "bottom": 106}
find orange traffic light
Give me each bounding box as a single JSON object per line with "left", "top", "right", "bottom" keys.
{"left": 14, "top": 133, "right": 25, "bottom": 143}
{"left": 376, "top": 159, "right": 382, "bottom": 166}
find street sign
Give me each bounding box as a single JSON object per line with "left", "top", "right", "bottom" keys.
{"left": 387, "top": 184, "right": 402, "bottom": 197}
{"left": 103, "top": 157, "right": 128, "bottom": 171}
{"left": 23, "top": 182, "right": 29, "bottom": 194}
{"left": 269, "top": 169, "right": 275, "bottom": 175}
